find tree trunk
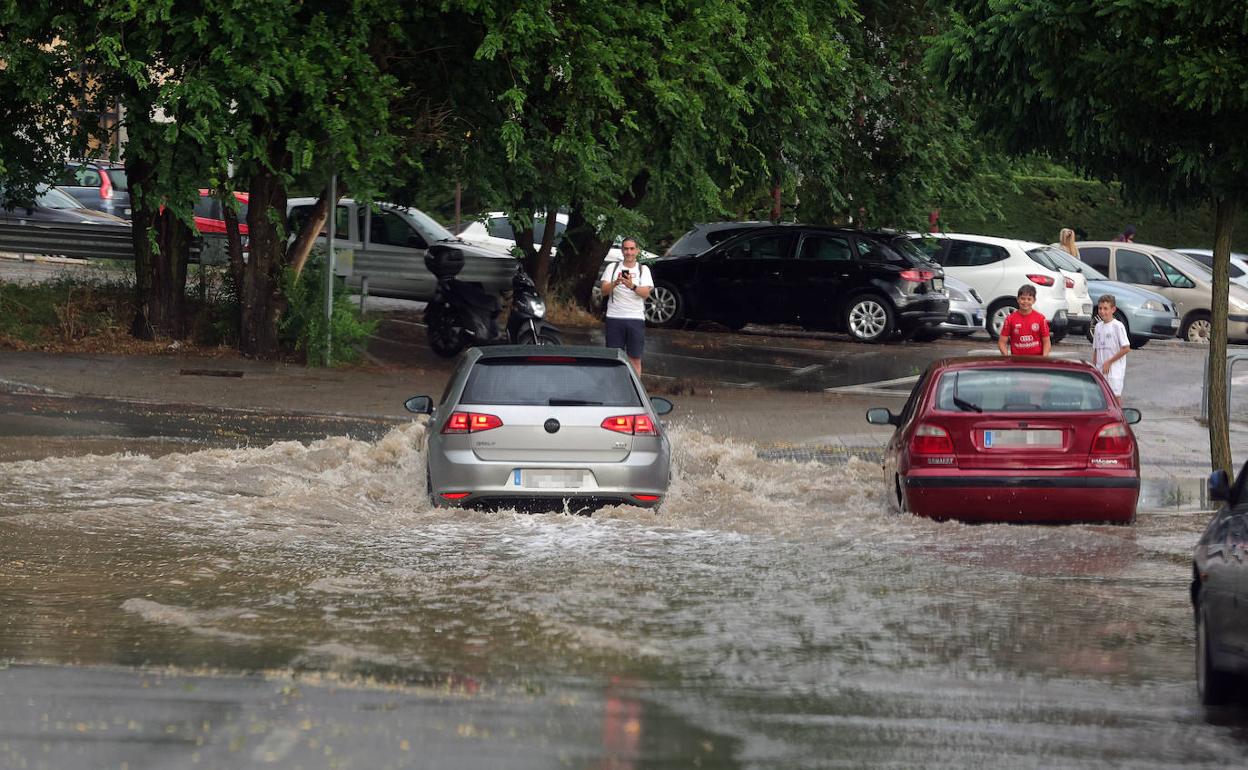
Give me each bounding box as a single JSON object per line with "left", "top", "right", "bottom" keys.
{"left": 125, "top": 154, "right": 190, "bottom": 340}
{"left": 239, "top": 166, "right": 289, "bottom": 359}
{"left": 126, "top": 155, "right": 157, "bottom": 340}
{"left": 557, "top": 203, "right": 613, "bottom": 308}
{"left": 288, "top": 187, "right": 333, "bottom": 280}
{"left": 1208, "top": 196, "right": 1237, "bottom": 475}
{"left": 770, "top": 180, "right": 782, "bottom": 222}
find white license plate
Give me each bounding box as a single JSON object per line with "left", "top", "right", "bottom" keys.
{"left": 983, "top": 429, "right": 1063, "bottom": 448}
{"left": 1170, "top": 318, "right": 1180, "bottom": 327}
{"left": 933, "top": 278, "right": 944, "bottom": 291}
{"left": 1082, "top": 304, "right": 1092, "bottom": 315}
{"left": 518, "top": 469, "right": 585, "bottom": 489}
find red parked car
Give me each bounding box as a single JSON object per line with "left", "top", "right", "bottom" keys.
{"left": 866, "top": 357, "right": 1142, "bottom": 524}
{"left": 194, "top": 189, "right": 249, "bottom": 236}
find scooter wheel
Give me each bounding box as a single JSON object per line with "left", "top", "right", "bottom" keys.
{"left": 427, "top": 305, "right": 467, "bottom": 358}
{"left": 518, "top": 330, "right": 562, "bottom": 346}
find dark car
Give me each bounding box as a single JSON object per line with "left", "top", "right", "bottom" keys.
{"left": 56, "top": 160, "right": 132, "bottom": 220}
{"left": 663, "top": 221, "right": 772, "bottom": 258}
{"left": 0, "top": 184, "right": 129, "bottom": 227}
{"left": 1191, "top": 460, "right": 1248, "bottom": 705}
{"left": 646, "top": 225, "right": 949, "bottom": 342}
{"left": 866, "top": 356, "right": 1142, "bottom": 524}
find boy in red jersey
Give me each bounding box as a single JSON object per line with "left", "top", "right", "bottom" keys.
{"left": 997, "top": 284, "right": 1051, "bottom": 356}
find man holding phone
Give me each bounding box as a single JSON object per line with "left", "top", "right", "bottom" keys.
{"left": 599, "top": 238, "right": 654, "bottom": 375}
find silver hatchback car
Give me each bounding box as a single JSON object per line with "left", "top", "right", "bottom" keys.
{"left": 405, "top": 346, "right": 673, "bottom": 512}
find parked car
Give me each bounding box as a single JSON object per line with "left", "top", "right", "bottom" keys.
{"left": 403, "top": 345, "right": 673, "bottom": 512}
{"left": 1191, "top": 459, "right": 1248, "bottom": 705}
{"left": 458, "top": 211, "right": 655, "bottom": 262}
{"left": 646, "top": 225, "right": 949, "bottom": 343}
{"left": 1174, "top": 248, "right": 1248, "bottom": 290}
{"left": 1075, "top": 241, "right": 1248, "bottom": 343}
{"left": 917, "top": 274, "right": 985, "bottom": 340}
{"left": 663, "top": 221, "right": 773, "bottom": 258}
{"left": 866, "top": 356, "right": 1142, "bottom": 524}
{"left": 0, "top": 183, "right": 130, "bottom": 227}
{"left": 910, "top": 233, "right": 1077, "bottom": 341}
{"left": 56, "top": 159, "right": 131, "bottom": 220}
{"left": 193, "top": 189, "right": 250, "bottom": 237}
{"left": 287, "top": 198, "right": 516, "bottom": 301}
{"left": 1043, "top": 246, "right": 1179, "bottom": 348}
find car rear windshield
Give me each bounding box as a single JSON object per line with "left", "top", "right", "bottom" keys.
{"left": 934, "top": 368, "right": 1108, "bottom": 413}
{"left": 105, "top": 169, "right": 129, "bottom": 192}
{"left": 459, "top": 359, "right": 642, "bottom": 407}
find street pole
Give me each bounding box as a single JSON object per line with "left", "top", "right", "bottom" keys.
{"left": 323, "top": 173, "right": 336, "bottom": 367}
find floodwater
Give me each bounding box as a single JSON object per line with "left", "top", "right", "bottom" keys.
{"left": 1, "top": 422, "right": 1245, "bottom": 768}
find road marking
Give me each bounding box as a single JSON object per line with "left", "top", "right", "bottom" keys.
{"left": 825, "top": 374, "right": 919, "bottom": 395}
{"left": 791, "top": 364, "right": 822, "bottom": 376}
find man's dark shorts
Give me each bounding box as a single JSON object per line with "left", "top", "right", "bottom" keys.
{"left": 605, "top": 318, "right": 645, "bottom": 359}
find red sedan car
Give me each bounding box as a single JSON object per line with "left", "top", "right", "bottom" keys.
{"left": 866, "top": 357, "right": 1142, "bottom": 524}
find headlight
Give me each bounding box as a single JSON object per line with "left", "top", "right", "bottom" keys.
{"left": 525, "top": 297, "right": 547, "bottom": 317}
{"left": 1142, "top": 300, "right": 1165, "bottom": 312}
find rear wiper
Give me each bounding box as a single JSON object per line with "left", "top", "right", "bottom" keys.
{"left": 548, "top": 398, "right": 603, "bottom": 406}
{"left": 953, "top": 396, "right": 982, "bottom": 413}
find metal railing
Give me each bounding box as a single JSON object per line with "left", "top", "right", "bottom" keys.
{"left": 0, "top": 221, "right": 136, "bottom": 261}
{"left": 1200, "top": 351, "right": 1248, "bottom": 422}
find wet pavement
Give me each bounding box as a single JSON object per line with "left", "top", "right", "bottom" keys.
{"left": 4, "top": 284, "right": 1248, "bottom": 766}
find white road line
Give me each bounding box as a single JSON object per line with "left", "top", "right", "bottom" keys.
{"left": 825, "top": 374, "right": 919, "bottom": 395}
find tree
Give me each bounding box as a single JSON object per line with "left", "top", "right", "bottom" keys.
{"left": 928, "top": 0, "right": 1248, "bottom": 474}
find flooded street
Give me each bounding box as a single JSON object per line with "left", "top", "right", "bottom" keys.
{"left": 2, "top": 418, "right": 1243, "bottom": 768}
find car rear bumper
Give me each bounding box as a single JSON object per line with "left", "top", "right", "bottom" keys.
{"left": 896, "top": 296, "right": 951, "bottom": 328}
{"left": 939, "top": 298, "right": 984, "bottom": 333}
{"left": 902, "top": 470, "right": 1139, "bottom": 523}
{"left": 428, "top": 447, "right": 670, "bottom": 511}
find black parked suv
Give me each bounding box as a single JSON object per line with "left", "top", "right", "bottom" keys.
{"left": 645, "top": 225, "right": 949, "bottom": 343}
{"left": 56, "top": 160, "right": 132, "bottom": 220}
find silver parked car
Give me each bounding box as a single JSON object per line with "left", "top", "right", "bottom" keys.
{"left": 1044, "top": 247, "right": 1179, "bottom": 348}
{"left": 405, "top": 346, "right": 673, "bottom": 512}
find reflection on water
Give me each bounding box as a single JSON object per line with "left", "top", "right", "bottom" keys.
{"left": 0, "top": 422, "right": 1240, "bottom": 766}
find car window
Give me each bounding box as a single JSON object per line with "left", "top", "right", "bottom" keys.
{"left": 193, "top": 195, "right": 221, "bottom": 219}
{"left": 1026, "top": 247, "right": 1063, "bottom": 271}
{"left": 459, "top": 359, "right": 642, "bottom": 407}
{"left": 945, "top": 241, "right": 1007, "bottom": 267}
{"left": 1154, "top": 256, "right": 1197, "bottom": 289}
{"left": 104, "top": 168, "right": 129, "bottom": 192}
{"left": 724, "top": 233, "right": 792, "bottom": 260}
{"left": 1116, "top": 249, "right": 1165, "bottom": 286}
{"left": 933, "top": 368, "right": 1108, "bottom": 412}
{"left": 854, "top": 237, "right": 903, "bottom": 263}
{"left": 59, "top": 165, "right": 100, "bottom": 187}
{"left": 899, "top": 370, "right": 931, "bottom": 425}
{"left": 487, "top": 217, "right": 515, "bottom": 240}
{"left": 797, "top": 234, "right": 851, "bottom": 261}
{"left": 910, "top": 236, "right": 945, "bottom": 262}
{"left": 1186, "top": 252, "right": 1214, "bottom": 270}
{"left": 888, "top": 236, "right": 940, "bottom": 267}
{"left": 1078, "top": 246, "right": 1110, "bottom": 273}
{"left": 35, "top": 186, "right": 85, "bottom": 209}
{"left": 1045, "top": 247, "right": 1106, "bottom": 278}
{"left": 290, "top": 204, "right": 350, "bottom": 238}
{"left": 365, "top": 209, "right": 423, "bottom": 248}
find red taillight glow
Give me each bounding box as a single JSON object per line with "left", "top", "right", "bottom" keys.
{"left": 440, "top": 492, "right": 471, "bottom": 500}
{"left": 99, "top": 171, "right": 113, "bottom": 200}
{"left": 911, "top": 423, "right": 954, "bottom": 454}
{"left": 601, "top": 415, "right": 658, "bottom": 435}
{"left": 1026, "top": 273, "right": 1055, "bottom": 287}
{"left": 631, "top": 494, "right": 662, "bottom": 502}
{"left": 1091, "top": 422, "right": 1132, "bottom": 454}
{"left": 900, "top": 269, "right": 936, "bottom": 282}
{"left": 1064, "top": 277, "right": 1075, "bottom": 289}
{"left": 442, "top": 412, "right": 503, "bottom": 433}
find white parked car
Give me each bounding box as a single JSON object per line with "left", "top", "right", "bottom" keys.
{"left": 910, "top": 233, "right": 1078, "bottom": 340}
{"left": 458, "top": 211, "right": 657, "bottom": 263}
{"left": 1174, "top": 248, "right": 1248, "bottom": 290}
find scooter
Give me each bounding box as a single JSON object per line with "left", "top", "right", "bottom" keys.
{"left": 424, "top": 245, "right": 563, "bottom": 358}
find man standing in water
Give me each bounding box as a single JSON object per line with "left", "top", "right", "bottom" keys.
{"left": 600, "top": 238, "right": 653, "bottom": 375}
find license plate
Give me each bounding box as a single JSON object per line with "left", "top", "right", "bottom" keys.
{"left": 973, "top": 313, "right": 983, "bottom": 325}
{"left": 983, "top": 429, "right": 1062, "bottom": 448}
{"left": 1170, "top": 318, "right": 1180, "bottom": 327}
{"left": 1082, "top": 304, "right": 1092, "bottom": 315}
{"left": 518, "top": 469, "right": 585, "bottom": 489}
{"left": 933, "top": 278, "right": 944, "bottom": 291}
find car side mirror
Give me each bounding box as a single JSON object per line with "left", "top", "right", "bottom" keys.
{"left": 404, "top": 395, "right": 433, "bottom": 415}
{"left": 650, "top": 396, "right": 674, "bottom": 416}
{"left": 866, "top": 407, "right": 899, "bottom": 427}
{"left": 1122, "top": 407, "right": 1142, "bottom": 425}
{"left": 1209, "top": 469, "right": 1231, "bottom": 502}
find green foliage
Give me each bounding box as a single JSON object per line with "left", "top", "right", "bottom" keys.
{"left": 0, "top": 276, "right": 131, "bottom": 345}
{"left": 279, "top": 256, "right": 378, "bottom": 367}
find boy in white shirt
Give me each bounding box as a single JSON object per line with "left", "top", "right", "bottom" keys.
{"left": 599, "top": 238, "right": 654, "bottom": 375}
{"left": 1091, "top": 294, "right": 1130, "bottom": 400}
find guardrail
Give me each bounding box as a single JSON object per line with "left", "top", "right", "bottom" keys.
{"left": 1200, "top": 351, "right": 1248, "bottom": 422}
{"left": 0, "top": 221, "right": 137, "bottom": 261}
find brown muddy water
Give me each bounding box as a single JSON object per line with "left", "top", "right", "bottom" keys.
{"left": 1, "top": 421, "right": 1245, "bottom": 768}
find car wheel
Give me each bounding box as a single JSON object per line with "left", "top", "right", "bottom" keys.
{"left": 913, "top": 326, "right": 945, "bottom": 342}
{"left": 1129, "top": 336, "right": 1149, "bottom": 349}
{"left": 986, "top": 299, "right": 1018, "bottom": 338}
{"left": 1182, "top": 312, "right": 1212, "bottom": 343}
{"left": 845, "top": 294, "right": 895, "bottom": 343}
{"left": 646, "top": 281, "right": 686, "bottom": 328}
{"left": 426, "top": 303, "right": 467, "bottom": 358}
{"left": 1197, "top": 601, "right": 1234, "bottom": 706}
{"left": 517, "top": 329, "right": 562, "bottom": 346}
{"left": 1051, "top": 328, "right": 1068, "bottom": 343}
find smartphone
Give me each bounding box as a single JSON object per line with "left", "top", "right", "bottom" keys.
{"left": 620, "top": 269, "right": 630, "bottom": 279}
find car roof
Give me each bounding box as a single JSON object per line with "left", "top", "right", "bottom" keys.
{"left": 470, "top": 345, "right": 630, "bottom": 364}
{"left": 928, "top": 355, "right": 1098, "bottom": 374}
{"left": 924, "top": 231, "right": 1048, "bottom": 250}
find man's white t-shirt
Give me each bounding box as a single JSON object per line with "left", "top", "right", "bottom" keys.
{"left": 1092, "top": 318, "right": 1130, "bottom": 395}
{"left": 600, "top": 261, "right": 654, "bottom": 320}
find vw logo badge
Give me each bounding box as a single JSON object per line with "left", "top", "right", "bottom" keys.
{"left": 544, "top": 418, "right": 560, "bottom": 434}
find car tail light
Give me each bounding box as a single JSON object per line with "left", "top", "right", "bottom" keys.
{"left": 1026, "top": 273, "right": 1055, "bottom": 287}
{"left": 899, "top": 269, "right": 935, "bottom": 282}
{"left": 911, "top": 423, "right": 954, "bottom": 454}
{"left": 601, "top": 415, "right": 659, "bottom": 435}
{"left": 631, "top": 494, "right": 662, "bottom": 502}
{"left": 1064, "top": 277, "right": 1075, "bottom": 289}
{"left": 443, "top": 412, "right": 503, "bottom": 433}
{"left": 1091, "top": 422, "right": 1133, "bottom": 455}
{"left": 440, "top": 492, "right": 471, "bottom": 500}
{"left": 99, "top": 170, "right": 113, "bottom": 200}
